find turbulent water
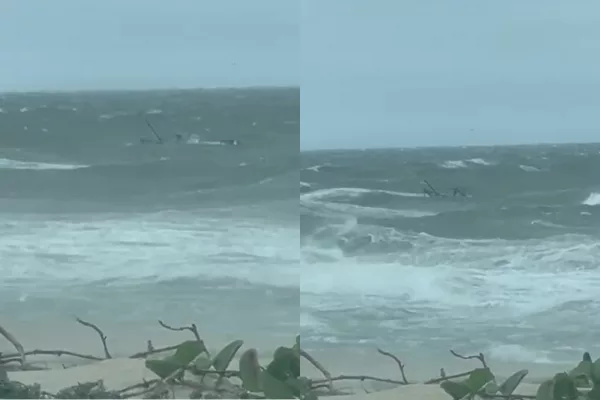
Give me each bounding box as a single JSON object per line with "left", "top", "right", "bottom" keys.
{"left": 301, "top": 144, "right": 600, "bottom": 374}
{"left": 0, "top": 88, "right": 299, "bottom": 353}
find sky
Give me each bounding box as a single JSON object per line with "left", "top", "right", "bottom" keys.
{"left": 301, "top": 0, "right": 600, "bottom": 150}
{"left": 0, "top": 0, "right": 298, "bottom": 92}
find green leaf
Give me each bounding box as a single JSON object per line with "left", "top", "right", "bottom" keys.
{"left": 499, "top": 369, "right": 528, "bottom": 395}
{"left": 592, "top": 357, "right": 600, "bottom": 384}
{"left": 552, "top": 372, "right": 580, "bottom": 400}
{"left": 239, "top": 349, "right": 262, "bottom": 392}
{"left": 145, "top": 359, "right": 182, "bottom": 379}
{"left": 465, "top": 368, "right": 495, "bottom": 394}
{"left": 536, "top": 379, "right": 554, "bottom": 400}
{"left": 483, "top": 381, "right": 499, "bottom": 395}
{"left": 570, "top": 359, "right": 594, "bottom": 387}
{"left": 267, "top": 346, "right": 300, "bottom": 381}
{"left": 440, "top": 380, "right": 470, "bottom": 400}
{"left": 587, "top": 385, "right": 600, "bottom": 400}
{"left": 172, "top": 340, "right": 207, "bottom": 365}
{"left": 212, "top": 340, "right": 244, "bottom": 372}
{"left": 145, "top": 340, "right": 205, "bottom": 379}
{"left": 194, "top": 355, "right": 213, "bottom": 370}
{"left": 261, "top": 370, "right": 296, "bottom": 399}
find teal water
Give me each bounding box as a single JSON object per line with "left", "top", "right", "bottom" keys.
{"left": 0, "top": 88, "right": 299, "bottom": 357}
{"left": 301, "top": 144, "right": 600, "bottom": 377}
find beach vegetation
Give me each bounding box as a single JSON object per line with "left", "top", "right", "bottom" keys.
{"left": 3, "top": 320, "right": 600, "bottom": 399}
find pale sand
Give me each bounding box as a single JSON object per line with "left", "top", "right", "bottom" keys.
{"left": 8, "top": 358, "right": 153, "bottom": 393}
{"left": 325, "top": 383, "right": 540, "bottom": 400}
{"left": 7, "top": 357, "right": 543, "bottom": 400}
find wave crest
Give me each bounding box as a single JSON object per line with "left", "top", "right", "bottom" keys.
{"left": 0, "top": 158, "right": 89, "bottom": 170}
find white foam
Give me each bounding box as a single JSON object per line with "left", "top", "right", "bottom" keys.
{"left": 530, "top": 220, "right": 565, "bottom": 229}
{"left": 301, "top": 187, "right": 434, "bottom": 220}
{"left": 0, "top": 213, "right": 299, "bottom": 288}
{"left": 520, "top": 164, "right": 540, "bottom": 172}
{"left": 440, "top": 160, "right": 467, "bottom": 169}
{"left": 583, "top": 192, "right": 600, "bottom": 206}
{"left": 301, "top": 234, "right": 600, "bottom": 319}
{"left": 0, "top": 158, "right": 89, "bottom": 170}
{"left": 301, "top": 187, "right": 422, "bottom": 203}
{"left": 146, "top": 109, "right": 162, "bottom": 114}
{"left": 466, "top": 158, "right": 493, "bottom": 165}
{"left": 184, "top": 134, "right": 229, "bottom": 146}
{"left": 301, "top": 187, "right": 370, "bottom": 202}
{"left": 99, "top": 111, "right": 129, "bottom": 120}
{"left": 300, "top": 181, "right": 311, "bottom": 188}
{"left": 440, "top": 158, "right": 493, "bottom": 169}
{"left": 304, "top": 164, "right": 330, "bottom": 172}
{"left": 486, "top": 344, "right": 556, "bottom": 364}
{"left": 19, "top": 107, "right": 29, "bottom": 113}
{"left": 309, "top": 201, "right": 436, "bottom": 219}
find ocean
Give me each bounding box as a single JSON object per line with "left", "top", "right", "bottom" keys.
{"left": 301, "top": 144, "right": 600, "bottom": 380}
{"left": 0, "top": 87, "right": 299, "bottom": 358}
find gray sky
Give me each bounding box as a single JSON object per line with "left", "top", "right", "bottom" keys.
{"left": 301, "top": 0, "right": 600, "bottom": 150}
{"left": 0, "top": 0, "right": 298, "bottom": 92}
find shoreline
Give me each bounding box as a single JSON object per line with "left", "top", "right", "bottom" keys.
{"left": 1, "top": 319, "right": 591, "bottom": 399}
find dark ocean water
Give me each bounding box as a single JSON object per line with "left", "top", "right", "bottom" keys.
{"left": 300, "top": 144, "right": 600, "bottom": 374}
{"left": 0, "top": 88, "right": 299, "bottom": 354}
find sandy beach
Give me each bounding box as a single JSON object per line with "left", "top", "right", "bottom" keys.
{"left": 9, "top": 359, "right": 153, "bottom": 394}
{"left": 326, "top": 383, "right": 539, "bottom": 400}
{"left": 5, "top": 356, "right": 543, "bottom": 399}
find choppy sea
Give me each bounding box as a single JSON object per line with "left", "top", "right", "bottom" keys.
{"left": 3, "top": 92, "right": 598, "bottom": 378}
{"left": 301, "top": 144, "right": 600, "bottom": 378}
{"left": 0, "top": 88, "right": 299, "bottom": 356}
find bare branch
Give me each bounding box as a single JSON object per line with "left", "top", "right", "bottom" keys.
{"left": 311, "top": 374, "right": 407, "bottom": 386}
{"left": 424, "top": 370, "right": 474, "bottom": 384}
{"left": 377, "top": 348, "right": 409, "bottom": 384}
{"left": 129, "top": 344, "right": 181, "bottom": 359}
{"left": 75, "top": 317, "right": 111, "bottom": 359}
{"left": 158, "top": 320, "right": 200, "bottom": 342}
{"left": 450, "top": 349, "right": 488, "bottom": 368}
{"left": 117, "top": 378, "right": 160, "bottom": 394}
{"left": 192, "top": 368, "right": 240, "bottom": 377}
{"left": 300, "top": 349, "right": 333, "bottom": 390}
{"left": 0, "top": 349, "right": 103, "bottom": 364}
{"left": 0, "top": 324, "right": 25, "bottom": 366}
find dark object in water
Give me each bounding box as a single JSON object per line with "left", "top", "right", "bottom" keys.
{"left": 452, "top": 187, "right": 468, "bottom": 197}
{"left": 140, "top": 118, "right": 163, "bottom": 144}
{"left": 422, "top": 180, "right": 443, "bottom": 197}
{"left": 422, "top": 180, "right": 468, "bottom": 198}
{"left": 219, "top": 139, "right": 240, "bottom": 146}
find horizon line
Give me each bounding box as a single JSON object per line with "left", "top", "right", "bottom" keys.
{"left": 0, "top": 84, "right": 299, "bottom": 96}
{"left": 301, "top": 140, "right": 600, "bottom": 153}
